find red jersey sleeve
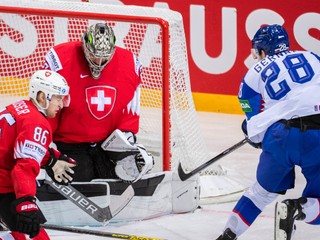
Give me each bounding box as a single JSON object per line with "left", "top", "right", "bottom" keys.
{"left": 11, "top": 159, "right": 41, "bottom": 198}
{"left": 7, "top": 101, "right": 52, "bottom": 198}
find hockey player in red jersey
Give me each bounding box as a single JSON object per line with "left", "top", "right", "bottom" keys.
{"left": 0, "top": 70, "right": 77, "bottom": 240}
{"left": 42, "top": 23, "right": 154, "bottom": 183}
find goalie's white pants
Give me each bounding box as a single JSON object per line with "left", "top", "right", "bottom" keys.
{"left": 36, "top": 171, "right": 199, "bottom": 226}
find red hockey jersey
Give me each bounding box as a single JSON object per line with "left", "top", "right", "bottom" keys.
{"left": 43, "top": 42, "right": 142, "bottom": 143}
{"left": 0, "top": 100, "right": 52, "bottom": 198}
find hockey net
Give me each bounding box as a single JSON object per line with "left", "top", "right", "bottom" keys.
{"left": 0, "top": 0, "right": 245, "bottom": 202}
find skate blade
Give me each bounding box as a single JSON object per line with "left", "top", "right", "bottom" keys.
{"left": 275, "top": 202, "right": 289, "bottom": 240}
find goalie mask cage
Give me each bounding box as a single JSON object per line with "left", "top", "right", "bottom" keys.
{"left": 0, "top": 0, "right": 245, "bottom": 202}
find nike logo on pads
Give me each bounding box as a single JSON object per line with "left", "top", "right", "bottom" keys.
{"left": 80, "top": 74, "right": 89, "bottom": 78}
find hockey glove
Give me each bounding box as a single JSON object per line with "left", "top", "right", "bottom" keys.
{"left": 241, "top": 119, "right": 262, "bottom": 149}
{"left": 101, "top": 129, "right": 154, "bottom": 182}
{"left": 46, "top": 148, "right": 77, "bottom": 185}
{"left": 11, "top": 196, "right": 46, "bottom": 238}
{"left": 115, "top": 145, "right": 154, "bottom": 183}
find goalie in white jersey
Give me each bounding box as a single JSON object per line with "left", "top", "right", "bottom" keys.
{"left": 217, "top": 24, "right": 320, "bottom": 240}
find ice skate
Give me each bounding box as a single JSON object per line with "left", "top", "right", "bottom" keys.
{"left": 274, "top": 198, "right": 306, "bottom": 240}
{"left": 216, "top": 228, "right": 237, "bottom": 240}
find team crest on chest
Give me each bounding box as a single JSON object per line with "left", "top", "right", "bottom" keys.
{"left": 85, "top": 86, "right": 117, "bottom": 120}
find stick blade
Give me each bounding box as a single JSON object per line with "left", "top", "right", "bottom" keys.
{"left": 177, "top": 163, "right": 192, "bottom": 181}
{"left": 177, "top": 138, "right": 248, "bottom": 182}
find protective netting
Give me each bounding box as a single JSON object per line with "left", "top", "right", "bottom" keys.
{"left": 0, "top": 0, "right": 226, "bottom": 178}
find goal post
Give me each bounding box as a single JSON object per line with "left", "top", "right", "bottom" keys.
{"left": 0, "top": 0, "right": 246, "bottom": 202}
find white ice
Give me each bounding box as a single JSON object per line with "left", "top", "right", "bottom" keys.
{"left": 0, "top": 99, "right": 318, "bottom": 239}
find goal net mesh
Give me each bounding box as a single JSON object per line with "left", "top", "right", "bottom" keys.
{"left": 0, "top": 0, "right": 245, "bottom": 201}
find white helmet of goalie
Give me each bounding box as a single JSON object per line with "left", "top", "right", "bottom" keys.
{"left": 29, "top": 70, "right": 70, "bottom": 109}
{"left": 81, "top": 23, "right": 116, "bottom": 79}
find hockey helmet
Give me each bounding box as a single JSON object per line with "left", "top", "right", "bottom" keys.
{"left": 252, "top": 24, "right": 290, "bottom": 57}
{"left": 82, "top": 23, "right": 116, "bottom": 79}
{"left": 29, "top": 70, "right": 70, "bottom": 109}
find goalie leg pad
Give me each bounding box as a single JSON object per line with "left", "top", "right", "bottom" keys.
{"left": 172, "top": 172, "right": 200, "bottom": 213}
{"left": 36, "top": 171, "right": 200, "bottom": 226}
{"left": 36, "top": 181, "right": 111, "bottom": 226}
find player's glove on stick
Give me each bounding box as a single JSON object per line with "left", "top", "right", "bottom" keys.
{"left": 46, "top": 148, "right": 77, "bottom": 185}
{"left": 241, "top": 119, "right": 262, "bottom": 149}
{"left": 11, "top": 196, "right": 46, "bottom": 238}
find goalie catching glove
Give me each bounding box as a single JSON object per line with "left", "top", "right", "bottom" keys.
{"left": 46, "top": 148, "right": 77, "bottom": 185}
{"left": 101, "top": 129, "right": 154, "bottom": 183}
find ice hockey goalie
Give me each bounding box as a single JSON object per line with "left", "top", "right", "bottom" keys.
{"left": 36, "top": 130, "right": 200, "bottom": 226}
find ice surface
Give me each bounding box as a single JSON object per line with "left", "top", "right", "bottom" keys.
{"left": 0, "top": 109, "right": 318, "bottom": 239}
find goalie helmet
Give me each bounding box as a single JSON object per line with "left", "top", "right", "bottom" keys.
{"left": 82, "top": 23, "right": 116, "bottom": 79}
{"left": 29, "top": 70, "right": 70, "bottom": 109}
{"left": 251, "top": 24, "right": 290, "bottom": 57}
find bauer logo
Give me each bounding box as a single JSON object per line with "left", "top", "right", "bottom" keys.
{"left": 51, "top": 183, "right": 98, "bottom": 215}
{"left": 239, "top": 100, "right": 252, "bottom": 112}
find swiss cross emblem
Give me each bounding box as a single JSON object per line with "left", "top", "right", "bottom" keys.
{"left": 85, "top": 86, "right": 116, "bottom": 120}
{"left": 44, "top": 71, "right": 52, "bottom": 77}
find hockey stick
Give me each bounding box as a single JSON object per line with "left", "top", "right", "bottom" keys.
{"left": 178, "top": 138, "right": 248, "bottom": 181}
{"left": 42, "top": 223, "right": 166, "bottom": 240}
{"left": 44, "top": 180, "right": 134, "bottom": 223}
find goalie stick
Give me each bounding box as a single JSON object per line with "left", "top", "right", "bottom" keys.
{"left": 42, "top": 224, "right": 166, "bottom": 240}
{"left": 178, "top": 138, "right": 248, "bottom": 181}
{"left": 44, "top": 180, "right": 134, "bottom": 223}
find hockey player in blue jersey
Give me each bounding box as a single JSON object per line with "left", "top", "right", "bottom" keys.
{"left": 217, "top": 24, "right": 320, "bottom": 240}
